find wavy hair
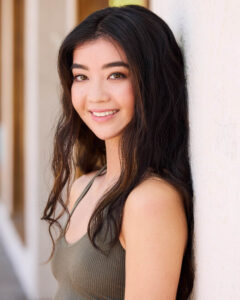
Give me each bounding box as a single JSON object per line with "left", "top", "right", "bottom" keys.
{"left": 41, "top": 5, "right": 195, "bottom": 299}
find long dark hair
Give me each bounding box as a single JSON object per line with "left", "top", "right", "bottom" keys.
{"left": 42, "top": 5, "right": 195, "bottom": 299}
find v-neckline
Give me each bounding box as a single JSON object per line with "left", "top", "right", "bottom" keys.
{"left": 63, "top": 229, "right": 126, "bottom": 252}
{"left": 63, "top": 231, "right": 88, "bottom": 248}
{"left": 63, "top": 165, "right": 107, "bottom": 248}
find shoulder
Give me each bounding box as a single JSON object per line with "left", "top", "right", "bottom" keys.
{"left": 122, "top": 176, "right": 188, "bottom": 299}
{"left": 123, "top": 176, "right": 187, "bottom": 234}
{"left": 131, "top": 175, "right": 183, "bottom": 205}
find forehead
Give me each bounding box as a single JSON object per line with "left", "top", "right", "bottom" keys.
{"left": 72, "top": 37, "right": 127, "bottom": 63}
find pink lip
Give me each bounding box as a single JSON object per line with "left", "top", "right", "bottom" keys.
{"left": 89, "top": 109, "right": 119, "bottom": 112}
{"left": 90, "top": 110, "right": 119, "bottom": 122}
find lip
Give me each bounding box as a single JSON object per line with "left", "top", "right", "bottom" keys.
{"left": 89, "top": 109, "right": 119, "bottom": 112}
{"left": 90, "top": 109, "right": 119, "bottom": 122}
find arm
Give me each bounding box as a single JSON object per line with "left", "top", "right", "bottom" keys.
{"left": 122, "top": 178, "right": 188, "bottom": 300}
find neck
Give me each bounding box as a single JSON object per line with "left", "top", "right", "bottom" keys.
{"left": 101, "top": 136, "right": 121, "bottom": 188}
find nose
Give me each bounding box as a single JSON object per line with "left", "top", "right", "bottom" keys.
{"left": 87, "top": 80, "right": 110, "bottom": 103}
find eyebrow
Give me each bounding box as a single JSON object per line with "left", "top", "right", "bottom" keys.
{"left": 71, "top": 61, "right": 130, "bottom": 71}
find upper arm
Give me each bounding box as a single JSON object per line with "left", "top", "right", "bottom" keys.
{"left": 123, "top": 179, "right": 188, "bottom": 300}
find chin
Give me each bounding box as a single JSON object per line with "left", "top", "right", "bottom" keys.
{"left": 93, "top": 131, "right": 123, "bottom": 141}
{"left": 95, "top": 134, "right": 119, "bottom": 141}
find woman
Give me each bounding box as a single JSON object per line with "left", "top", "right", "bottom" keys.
{"left": 42, "top": 5, "right": 195, "bottom": 300}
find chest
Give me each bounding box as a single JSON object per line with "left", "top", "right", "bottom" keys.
{"left": 65, "top": 185, "right": 102, "bottom": 241}
{"left": 52, "top": 225, "right": 126, "bottom": 300}
{"left": 65, "top": 188, "right": 126, "bottom": 250}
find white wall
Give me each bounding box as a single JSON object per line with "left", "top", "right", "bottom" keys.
{"left": 151, "top": 0, "right": 240, "bottom": 299}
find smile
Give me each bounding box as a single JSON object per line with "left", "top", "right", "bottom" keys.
{"left": 92, "top": 110, "right": 118, "bottom": 117}
{"left": 90, "top": 109, "right": 119, "bottom": 122}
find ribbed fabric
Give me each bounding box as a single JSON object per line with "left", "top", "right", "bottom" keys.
{"left": 51, "top": 166, "right": 126, "bottom": 300}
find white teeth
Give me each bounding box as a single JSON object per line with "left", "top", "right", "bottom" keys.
{"left": 92, "top": 110, "right": 117, "bottom": 117}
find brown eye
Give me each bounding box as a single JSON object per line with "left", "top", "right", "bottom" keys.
{"left": 109, "top": 72, "right": 126, "bottom": 79}
{"left": 73, "top": 74, "right": 87, "bottom": 81}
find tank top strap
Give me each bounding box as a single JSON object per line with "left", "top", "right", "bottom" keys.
{"left": 69, "top": 165, "right": 107, "bottom": 218}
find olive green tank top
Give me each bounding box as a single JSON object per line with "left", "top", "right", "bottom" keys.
{"left": 51, "top": 165, "right": 126, "bottom": 300}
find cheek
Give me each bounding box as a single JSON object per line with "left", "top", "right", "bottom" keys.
{"left": 124, "top": 85, "right": 135, "bottom": 115}
{"left": 128, "top": 99, "right": 135, "bottom": 120}
{"left": 71, "top": 86, "right": 84, "bottom": 114}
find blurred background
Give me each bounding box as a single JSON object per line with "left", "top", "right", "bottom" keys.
{"left": 0, "top": 0, "right": 239, "bottom": 299}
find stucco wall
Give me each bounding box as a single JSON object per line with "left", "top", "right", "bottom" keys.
{"left": 151, "top": 0, "right": 240, "bottom": 299}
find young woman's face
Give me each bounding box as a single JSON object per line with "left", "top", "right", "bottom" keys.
{"left": 71, "top": 37, "right": 135, "bottom": 141}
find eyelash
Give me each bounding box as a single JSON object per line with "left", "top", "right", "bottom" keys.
{"left": 73, "top": 72, "right": 126, "bottom": 82}
{"left": 109, "top": 72, "right": 126, "bottom": 80}
{"left": 73, "top": 74, "right": 87, "bottom": 81}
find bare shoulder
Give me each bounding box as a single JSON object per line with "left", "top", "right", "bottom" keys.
{"left": 122, "top": 175, "right": 188, "bottom": 299}
{"left": 124, "top": 175, "right": 186, "bottom": 228}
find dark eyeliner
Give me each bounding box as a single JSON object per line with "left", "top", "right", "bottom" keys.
{"left": 109, "top": 72, "right": 127, "bottom": 79}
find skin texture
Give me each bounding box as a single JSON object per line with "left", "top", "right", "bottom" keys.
{"left": 69, "top": 37, "right": 188, "bottom": 300}
{"left": 71, "top": 37, "right": 134, "bottom": 184}
{"left": 122, "top": 178, "right": 188, "bottom": 300}
{"left": 71, "top": 40, "right": 134, "bottom": 142}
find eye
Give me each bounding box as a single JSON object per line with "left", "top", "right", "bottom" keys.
{"left": 73, "top": 74, "right": 88, "bottom": 82}
{"left": 108, "top": 72, "right": 126, "bottom": 80}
